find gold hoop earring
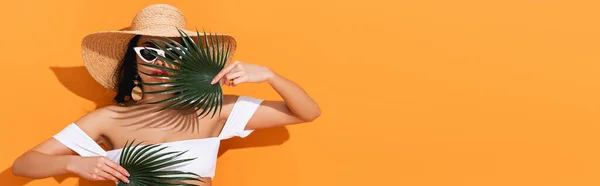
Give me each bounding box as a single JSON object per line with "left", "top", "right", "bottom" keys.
{"left": 131, "top": 80, "right": 143, "bottom": 101}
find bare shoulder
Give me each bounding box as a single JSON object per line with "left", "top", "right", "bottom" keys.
{"left": 219, "top": 94, "right": 240, "bottom": 120}
{"left": 73, "top": 104, "right": 123, "bottom": 138}
{"left": 223, "top": 94, "right": 240, "bottom": 106}
{"left": 29, "top": 105, "right": 123, "bottom": 155}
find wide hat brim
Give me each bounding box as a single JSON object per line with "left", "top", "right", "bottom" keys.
{"left": 82, "top": 27, "right": 237, "bottom": 92}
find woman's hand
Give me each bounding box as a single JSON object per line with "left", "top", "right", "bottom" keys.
{"left": 66, "top": 156, "right": 130, "bottom": 184}
{"left": 211, "top": 61, "right": 275, "bottom": 87}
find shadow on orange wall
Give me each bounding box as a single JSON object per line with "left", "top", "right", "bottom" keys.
{"left": 51, "top": 66, "right": 117, "bottom": 109}
{"left": 0, "top": 66, "right": 290, "bottom": 185}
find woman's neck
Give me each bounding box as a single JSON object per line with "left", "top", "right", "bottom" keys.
{"left": 137, "top": 85, "right": 177, "bottom": 105}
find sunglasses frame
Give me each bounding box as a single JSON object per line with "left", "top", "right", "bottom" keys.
{"left": 133, "top": 46, "right": 186, "bottom": 63}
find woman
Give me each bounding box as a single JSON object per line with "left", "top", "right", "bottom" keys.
{"left": 11, "top": 4, "right": 320, "bottom": 185}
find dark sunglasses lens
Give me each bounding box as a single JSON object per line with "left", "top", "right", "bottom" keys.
{"left": 140, "top": 49, "right": 157, "bottom": 62}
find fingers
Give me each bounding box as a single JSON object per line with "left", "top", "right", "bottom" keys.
{"left": 92, "top": 168, "right": 117, "bottom": 182}
{"left": 232, "top": 76, "right": 248, "bottom": 86}
{"left": 219, "top": 77, "right": 226, "bottom": 86}
{"left": 217, "top": 70, "right": 245, "bottom": 86}
{"left": 104, "top": 159, "right": 130, "bottom": 177}
{"left": 103, "top": 160, "right": 130, "bottom": 183}
{"left": 211, "top": 61, "right": 241, "bottom": 84}
{"left": 101, "top": 168, "right": 129, "bottom": 184}
{"left": 225, "top": 71, "right": 244, "bottom": 82}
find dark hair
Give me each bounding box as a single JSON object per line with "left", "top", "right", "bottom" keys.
{"left": 113, "top": 35, "right": 141, "bottom": 104}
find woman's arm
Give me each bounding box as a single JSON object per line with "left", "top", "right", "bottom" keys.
{"left": 12, "top": 146, "right": 76, "bottom": 178}
{"left": 263, "top": 71, "right": 321, "bottom": 121}
{"left": 212, "top": 61, "right": 321, "bottom": 129}
{"left": 12, "top": 108, "right": 130, "bottom": 183}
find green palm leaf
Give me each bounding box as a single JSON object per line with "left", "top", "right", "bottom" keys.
{"left": 117, "top": 140, "right": 203, "bottom": 186}
{"left": 141, "top": 28, "right": 231, "bottom": 119}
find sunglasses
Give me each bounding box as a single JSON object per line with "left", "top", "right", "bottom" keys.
{"left": 133, "top": 47, "right": 187, "bottom": 63}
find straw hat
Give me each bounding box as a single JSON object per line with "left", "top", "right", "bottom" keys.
{"left": 81, "top": 4, "right": 236, "bottom": 91}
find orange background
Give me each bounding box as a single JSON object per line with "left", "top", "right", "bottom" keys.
{"left": 2, "top": 0, "right": 600, "bottom": 186}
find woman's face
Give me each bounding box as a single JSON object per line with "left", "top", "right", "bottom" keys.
{"left": 134, "top": 36, "right": 183, "bottom": 91}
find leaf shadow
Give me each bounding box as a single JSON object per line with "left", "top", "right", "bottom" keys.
{"left": 18, "top": 66, "right": 291, "bottom": 185}
{"left": 50, "top": 66, "right": 291, "bottom": 146}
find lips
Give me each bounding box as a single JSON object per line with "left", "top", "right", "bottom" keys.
{"left": 151, "top": 70, "right": 169, "bottom": 80}
{"left": 152, "top": 70, "right": 168, "bottom": 75}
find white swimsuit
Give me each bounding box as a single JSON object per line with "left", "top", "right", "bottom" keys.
{"left": 52, "top": 96, "right": 263, "bottom": 179}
